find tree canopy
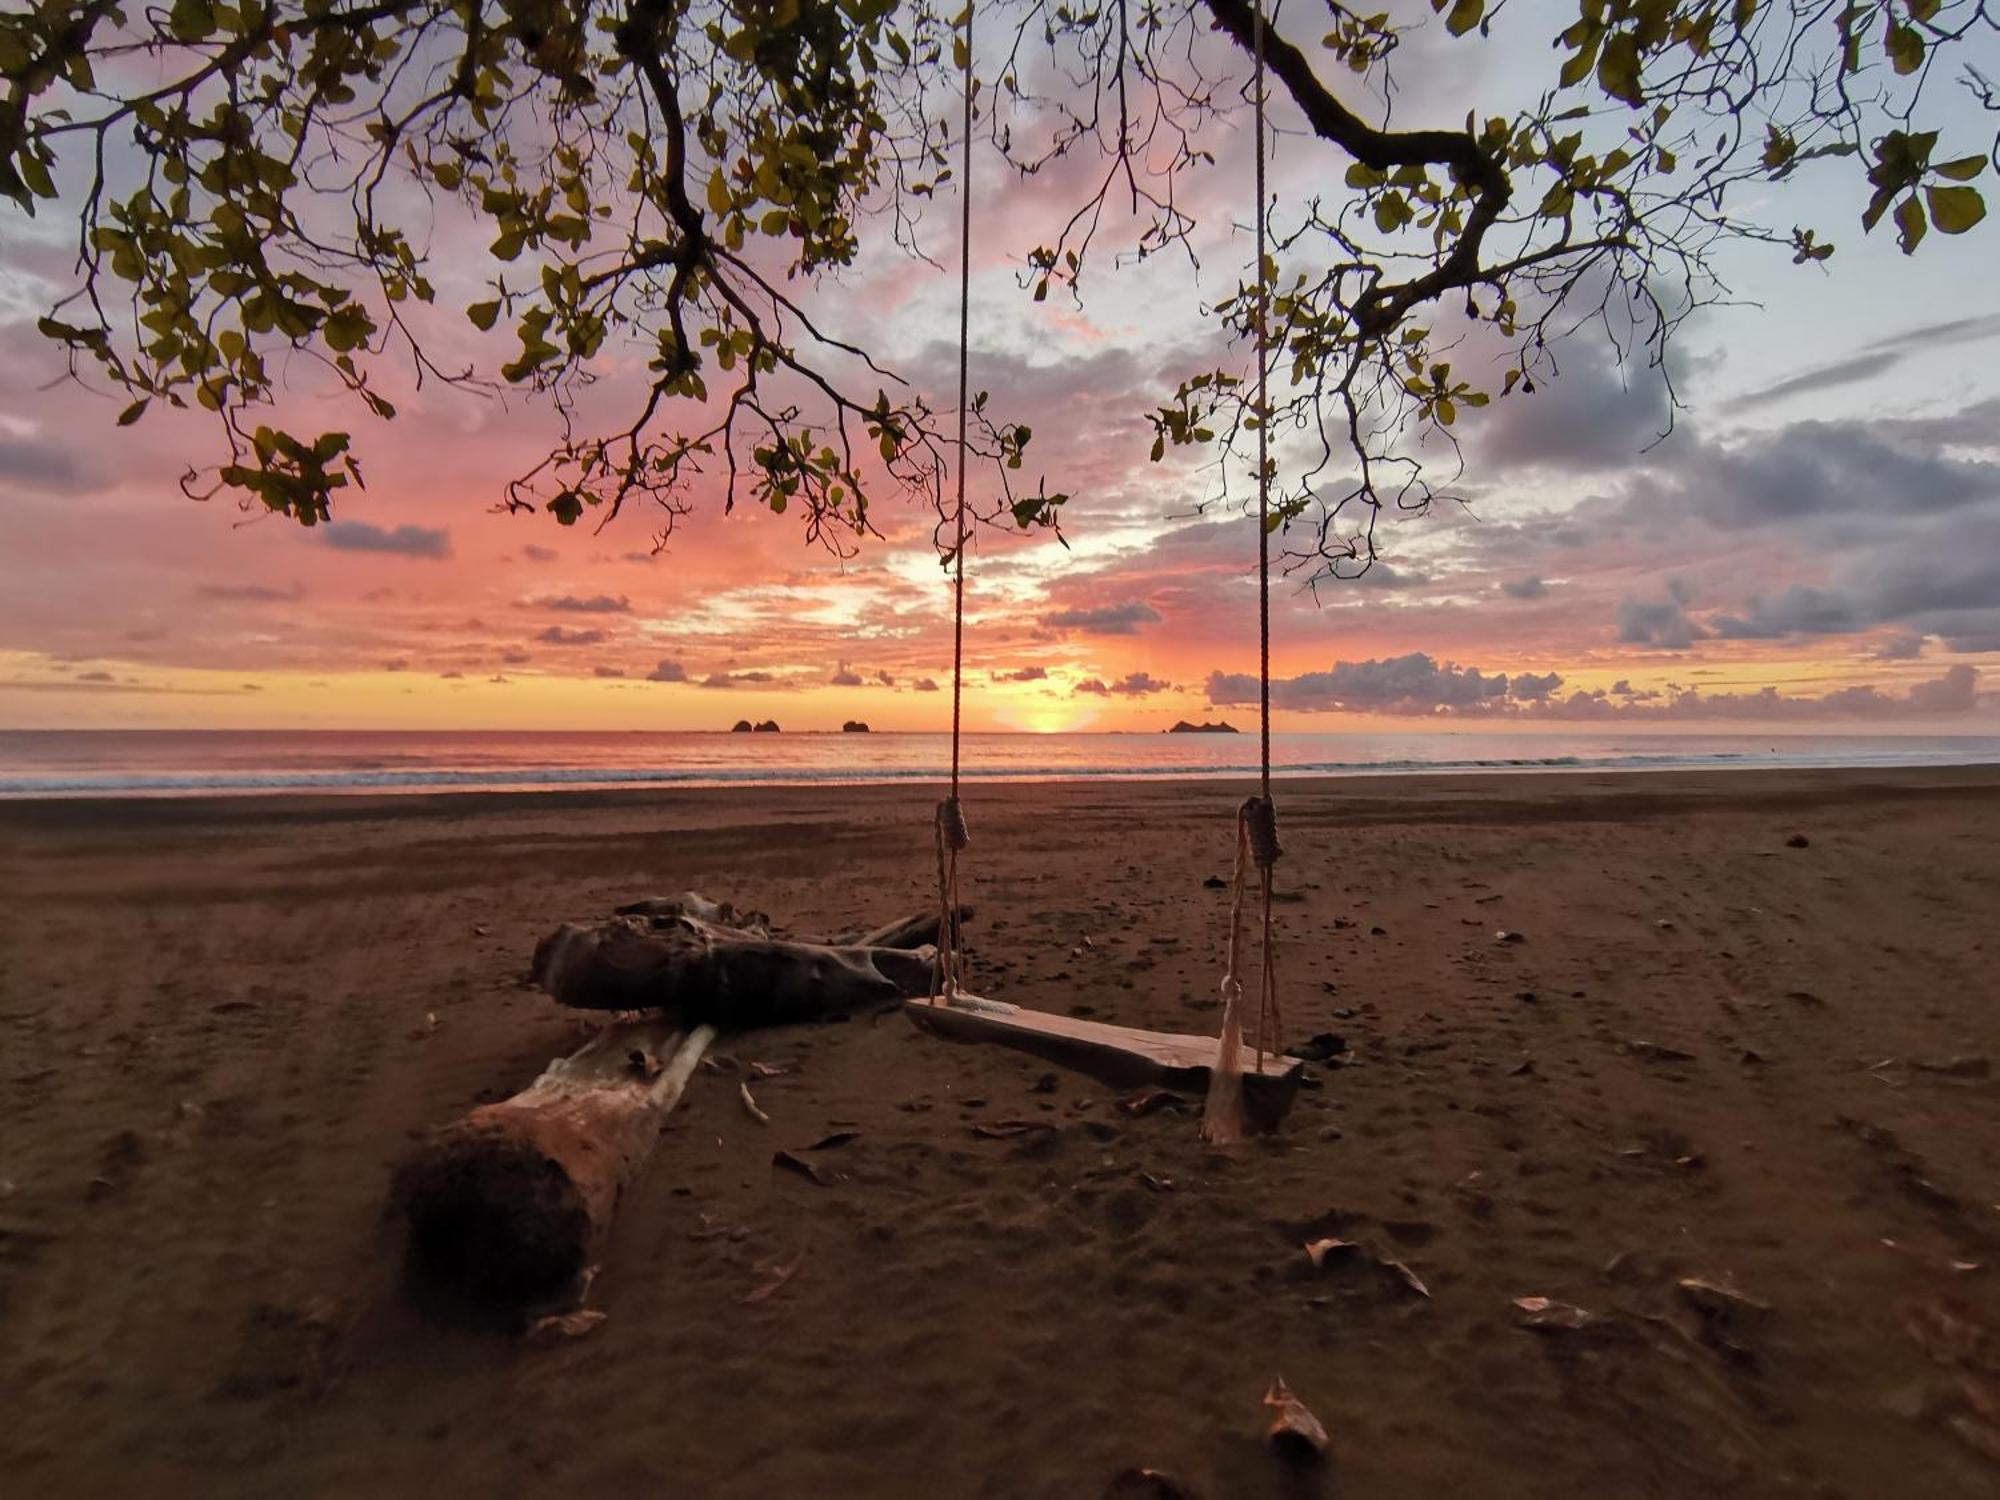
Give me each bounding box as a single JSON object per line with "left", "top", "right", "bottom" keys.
{"left": 3, "top": 0, "right": 1993, "bottom": 580}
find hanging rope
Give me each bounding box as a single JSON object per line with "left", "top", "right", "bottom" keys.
{"left": 933, "top": 0, "right": 976, "bottom": 1006}
{"left": 1203, "top": 0, "right": 1285, "bottom": 1145}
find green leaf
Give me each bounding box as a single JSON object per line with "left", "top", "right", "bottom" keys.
{"left": 706, "top": 169, "right": 732, "bottom": 217}
{"left": 1894, "top": 194, "right": 1927, "bottom": 254}
{"left": 1933, "top": 156, "right": 1987, "bottom": 183}
{"left": 1924, "top": 185, "right": 1986, "bottom": 235}
{"left": 117, "top": 399, "right": 149, "bottom": 427}
{"left": 548, "top": 493, "right": 583, "bottom": 526}
{"left": 1445, "top": 0, "right": 1483, "bottom": 36}
{"left": 1596, "top": 32, "right": 1644, "bottom": 108}
{"left": 467, "top": 300, "right": 501, "bottom": 331}
{"left": 1884, "top": 22, "right": 1923, "bottom": 76}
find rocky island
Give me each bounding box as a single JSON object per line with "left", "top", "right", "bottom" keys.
{"left": 842, "top": 721, "right": 870, "bottom": 733}
{"left": 1166, "top": 719, "right": 1239, "bottom": 734}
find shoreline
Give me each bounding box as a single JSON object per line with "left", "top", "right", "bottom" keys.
{"left": 5, "top": 759, "right": 2000, "bottom": 827}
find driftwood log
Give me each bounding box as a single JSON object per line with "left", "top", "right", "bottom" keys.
{"left": 529, "top": 896, "right": 949, "bottom": 1026}
{"left": 398, "top": 896, "right": 955, "bottom": 1303}
{"left": 398, "top": 1020, "right": 714, "bottom": 1302}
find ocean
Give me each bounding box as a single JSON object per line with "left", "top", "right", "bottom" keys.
{"left": 1, "top": 729, "right": 1997, "bottom": 798}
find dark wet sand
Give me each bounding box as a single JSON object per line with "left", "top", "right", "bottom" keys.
{"left": 3, "top": 766, "right": 1998, "bottom": 1498}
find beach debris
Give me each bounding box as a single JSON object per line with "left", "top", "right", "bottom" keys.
{"left": 803, "top": 1130, "right": 859, "bottom": 1151}
{"left": 1103, "top": 1468, "right": 1201, "bottom": 1499}
{"left": 747, "top": 1060, "right": 789, "bottom": 1079}
{"left": 524, "top": 1308, "right": 607, "bottom": 1345}
{"left": 1654, "top": 918, "right": 1676, "bottom": 930}
{"left": 1904, "top": 1295, "right": 1988, "bottom": 1367}
{"left": 1515, "top": 1295, "right": 1601, "bottom": 1333}
{"left": 1285, "top": 1031, "right": 1348, "bottom": 1063}
{"left": 1678, "top": 1277, "right": 1771, "bottom": 1322}
{"left": 530, "top": 895, "right": 947, "bottom": 1028}
{"left": 628, "top": 1048, "right": 665, "bottom": 1081}
{"left": 1786, "top": 833, "right": 1810, "bottom": 848}
{"left": 772, "top": 1149, "right": 835, "bottom": 1185}
{"left": 1203, "top": 875, "right": 1228, "bottom": 889}
{"left": 1304, "top": 1237, "right": 1429, "bottom": 1297}
{"left": 739, "top": 1083, "right": 771, "bottom": 1126}
{"left": 1914, "top": 1055, "right": 1991, "bottom": 1079}
{"left": 1305, "top": 1237, "right": 1355, "bottom": 1270}
{"left": 1493, "top": 929, "right": 1525, "bottom": 944}
{"left": 1623, "top": 1040, "right": 1697, "bottom": 1063}
{"left": 738, "top": 1250, "right": 804, "bottom": 1306}
{"left": 970, "top": 1119, "right": 1056, "bottom": 1140}
{"left": 1117, "top": 1089, "right": 1183, "bottom": 1117}
{"left": 1263, "top": 1377, "right": 1330, "bottom": 1461}
{"left": 1138, "top": 1172, "right": 1176, "bottom": 1194}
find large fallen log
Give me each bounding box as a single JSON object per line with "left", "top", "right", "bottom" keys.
{"left": 530, "top": 903, "right": 940, "bottom": 1025}
{"left": 397, "top": 1020, "right": 714, "bottom": 1303}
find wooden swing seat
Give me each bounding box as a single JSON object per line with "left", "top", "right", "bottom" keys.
{"left": 904, "top": 994, "right": 1303, "bottom": 1130}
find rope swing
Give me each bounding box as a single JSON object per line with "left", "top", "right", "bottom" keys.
{"left": 927, "top": 2, "right": 1285, "bottom": 1144}
{"left": 932, "top": 0, "right": 976, "bottom": 1005}
{"left": 1201, "top": 0, "right": 1285, "bottom": 1146}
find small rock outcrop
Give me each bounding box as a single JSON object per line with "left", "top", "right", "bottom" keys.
{"left": 842, "top": 720, "right": 870, "bottom": 733}
{"left": 753, "top": 720, "right": 781, "bottom": 733}
{"left": 1167, "top": 719, "right": 1239, "bottom": 734}
{"left": 731, "top": 720, "right": 754, "bottom": 733}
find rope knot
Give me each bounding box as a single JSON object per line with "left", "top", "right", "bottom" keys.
{"left": 937, "top": 795, "right": 970, "bottom": 852}
{"left": 1242, "top": 794, "right": 1282, "bottom": 869}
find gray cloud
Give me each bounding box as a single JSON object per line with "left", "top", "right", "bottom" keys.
{"left": 1475, "top": 339, "right": 1674, "bottom": 474}
{"left": 913, "top": 677, "right": 940, "bottom": 692}
{"left": 195, "top": 582, "right": 304, "bottom": 603}
{"left": 324, "top": 522, "right": 452, "bottom": 559}
{"left": 1872, "top": 631, "right": 1927, "bottom": 661}
{"left": 699, "top": 670, "right": 777, "bottom": 688}
{"left": 593, "top": 665, "right": 625, "bottom": 678}
{"left": 646, "top": 658, "right": 688, "bottom": 682}
{"left": 535, "top": 626, "right": 608, "bottom": 646}
{"left": 522, "top": 544, "right": 558, "bottom": 562}
{"left": 1737, "top": 314, "right": 2000, "bottom": 413}
{"left": 1208, "top": 652, "right": 1515, "bottom": 713}
{"left": 531, "top": 593, "right": 631, "bottom": 614}
{"left": 1499, "top": 575, "right": 1547, "bottom": 600}
{"left": 501, "top": 648, "right": 532, "bottom": 665}
{"left": 1617, "top": 596, "right": 1707, "bottom": 650}
{"left": 1040, "top": 600, "right": 1165, "bottom": 635}
{"left": 994, "top": 666, "right": 1049, "bottom": 682}
{"left": 1509, "top": 670, "right": 1563, "bottom": 701}
{"left": 1208, "top": 655, "right": 1978, "bottom": 721}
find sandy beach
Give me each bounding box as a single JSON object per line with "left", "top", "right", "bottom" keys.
{"left": 3, "top": 766, "right": 1998, "bottom": 1498}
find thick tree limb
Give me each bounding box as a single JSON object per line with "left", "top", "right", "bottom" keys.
{"left": 397, "top": 1020, "right": 715, "bottom": 1303}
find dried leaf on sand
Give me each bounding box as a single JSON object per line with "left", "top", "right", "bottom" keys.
{"left": 1263, "top": 1376, "right": 1329, "bottom": 1461}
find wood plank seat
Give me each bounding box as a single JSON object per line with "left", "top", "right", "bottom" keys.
{"left": 904, "top": 994, "right": 1303, "bottom": 1131}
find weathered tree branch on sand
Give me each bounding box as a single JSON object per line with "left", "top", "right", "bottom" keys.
{"left": 396, "top": 1020, "right": 714, "bottom": 1303}
{"left": 529, "top": 902, "right": 945, "bottom": 1027}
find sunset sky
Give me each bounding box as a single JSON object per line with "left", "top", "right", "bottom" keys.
{"left": 4, "top": 3, "right": 1997, "bottom": 734}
